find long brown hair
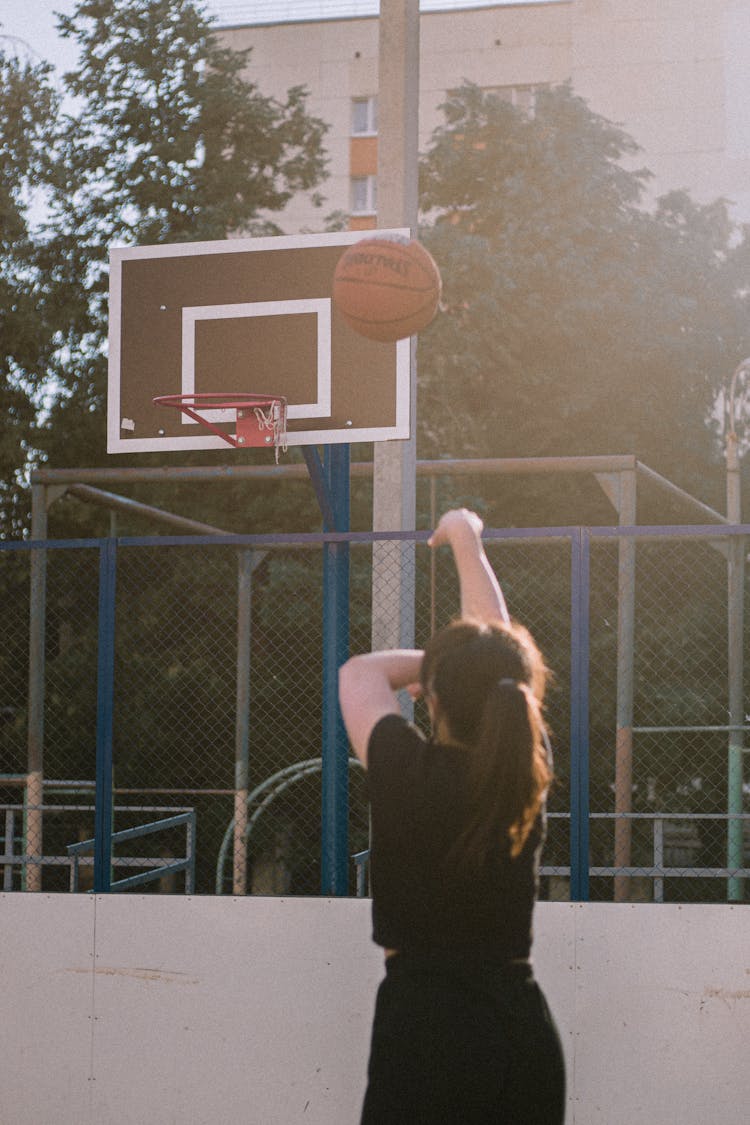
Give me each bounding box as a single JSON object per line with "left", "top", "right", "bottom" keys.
{"left": 420, "top": 619, "right": 552, "bottom": 869}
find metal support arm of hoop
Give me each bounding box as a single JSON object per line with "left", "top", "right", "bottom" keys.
{"left": 153, "top": 393, "right": 288, "bottom": 460}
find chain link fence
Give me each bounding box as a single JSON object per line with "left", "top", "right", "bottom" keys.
{"left": 588, "top": 532, "right": 749, "bottom": 902}
{"left": 1, "top": 526, "right": 748, "bottom": 902}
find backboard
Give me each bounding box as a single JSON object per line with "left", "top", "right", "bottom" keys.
{"left": 107, "top": 230, "right": 412, "bottom": 454}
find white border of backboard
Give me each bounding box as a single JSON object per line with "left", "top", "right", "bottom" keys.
{"left": 107, "top": 229, "right": 412, "bottom": 453}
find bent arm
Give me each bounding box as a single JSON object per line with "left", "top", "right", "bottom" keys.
{"left": 429, "top": 509, "right": 509, "bottom": 624}
{"left": 338, "top": 650, "right": 424, "bottom": 768}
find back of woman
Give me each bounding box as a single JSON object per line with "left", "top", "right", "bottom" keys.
{"left": 367, "top": 702, "right": 542, "bottom": 963}
{"left": 339, "top": 509, "right": 566, "bottom": 1124}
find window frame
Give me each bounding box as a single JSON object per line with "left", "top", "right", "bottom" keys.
{"left": 351, "top": 95, "right": 378, "bottom": 137}
{"left": 350, "top": 174, "right": 377, "bottom": 215}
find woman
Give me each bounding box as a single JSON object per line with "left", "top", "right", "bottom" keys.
{"left": 339, "top": 508, "right": 565, "bottom": 1124}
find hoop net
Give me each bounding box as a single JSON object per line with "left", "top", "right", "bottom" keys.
{"left": 153, "top": 393, "right": 288, "bottom": 462}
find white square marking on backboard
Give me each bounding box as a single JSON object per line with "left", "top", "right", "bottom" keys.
{"left": 181, "top": 298, "right": 332, "bottom": 423}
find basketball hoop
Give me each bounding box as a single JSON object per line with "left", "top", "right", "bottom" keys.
{"left": 153, "top": 393, "right": 288, "bottom": 462}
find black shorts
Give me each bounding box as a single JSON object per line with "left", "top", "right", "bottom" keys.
{"left": 361, "top": 953, "right": 566, "bottom": 1124}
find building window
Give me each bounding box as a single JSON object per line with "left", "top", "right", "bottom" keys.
{"left": 486, "top": 83, "right": 548, "bottom": 114}
{"left": 352, "top": 96, "right": 378, "bottom": 136}
{"left": 351, "top": 175, "right": 377, "bottom": 215}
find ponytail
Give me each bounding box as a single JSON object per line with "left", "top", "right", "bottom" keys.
{"left": 421, "top": 619, "right": 552, "bottom": 879}
{"left": 450, "top": 679, "right": 551, "bottom": 872}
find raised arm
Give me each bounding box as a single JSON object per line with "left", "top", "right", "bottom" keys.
{"left": 339, "top": 510, "right": 507, "bottom": 766}
{"left": 428, "top": 509, "right": 509, "bottom": 625}
{"left": 338, "top": 649, "right": 424, "bottom": 768}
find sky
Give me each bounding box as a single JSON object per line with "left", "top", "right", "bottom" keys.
{"left": 0, "top": 1, "right": 564, "bottom": 74}
{"left": 0, "top": 1, "right": 79, "bottom": 74}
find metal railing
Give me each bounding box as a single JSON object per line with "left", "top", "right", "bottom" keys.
{"left": 1, "top": 803, "right": 196, "bottom": 894}
{"left": 67, "top": 810, "right": 197, "bottom": 893}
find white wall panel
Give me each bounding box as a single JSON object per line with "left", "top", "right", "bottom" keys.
{"left": 1, "top": 895, "right": 748, "bottom": 1125}
{"left": 88, "top": 895, "right": 381, "bottom": 1125}
{"left": 571, "top": 903, "right": 750, "bottom": 1125}
{"left": 0, "top": 894, "right": 96, "bottom": 1125}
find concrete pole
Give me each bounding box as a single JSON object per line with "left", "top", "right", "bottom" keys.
{"left": 371, "top": 0, "right": 420, "bottom": 654}
{"left": 614, "top": 469, "right": 636, "bottom": 903}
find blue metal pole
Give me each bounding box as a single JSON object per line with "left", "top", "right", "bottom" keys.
{"left": 569, "top": 528, "right": 590, "bottom": 901}
{"left": 321, "top": 445, "right": 350, "bottom": 895}
{"left": 94, "top": 538, "right": 117, "bottom": 894}
{"left": 301, "top": 447, "right": 337, "bottom": 530}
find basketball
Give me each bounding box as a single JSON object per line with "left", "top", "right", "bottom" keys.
{"left": 332, "top": 237, "right": 442, "bottom": 342}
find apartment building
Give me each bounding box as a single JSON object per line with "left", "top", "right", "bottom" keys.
{"left": 214, "top": 0, "right": 750, "bottom": 231}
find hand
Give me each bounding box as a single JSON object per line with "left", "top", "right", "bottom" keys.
{"left": 428, "top": 508, "right": 484, "bottom": 549}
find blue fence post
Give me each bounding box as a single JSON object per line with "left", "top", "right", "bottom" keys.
{"left": 321, "top": 445, "right": 350, "bottom": 895}
{"left": 570, "top": 527, "right": 590, "bottom": 901}
{"left": 94, "top": 538, "right": 117, "bottom": 894}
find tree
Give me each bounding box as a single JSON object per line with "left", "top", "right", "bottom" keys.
{"left": 418, "top": 83, "right": 750, "bottom": 525}
{"left": 34, "top": 0, "right": 329, "bottom": 475}
{"left": 0, "top": 46, "right": 59, "bottom": 534}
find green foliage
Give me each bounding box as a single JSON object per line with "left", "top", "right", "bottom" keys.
{"left": 0, "top": 50, "right": 60, "bottom": 533}
{"left": 418, "top": 84, "right": 750, "bottom": 523}
{"left": 53, "top": 0, "right": 328, "bottom": 251}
